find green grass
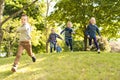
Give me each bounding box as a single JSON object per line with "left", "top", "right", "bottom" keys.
{"left": 0, "top": 51, "right": 120, "bottom": 80}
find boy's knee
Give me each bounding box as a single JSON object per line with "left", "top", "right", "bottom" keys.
{"left": 16, "top": 54, "right": 21, "bottom": 58}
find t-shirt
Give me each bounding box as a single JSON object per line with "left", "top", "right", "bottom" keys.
{"left": 17, "top": 23, "right": 31, "bottom": 41}
{"left": 61, "top": 27, "right": 73, "bottom": 39}
{"left": 48, "top": 33, "right": 62, "bottom": 43}
{"left": 86, "top": 24, "right": 100, "bottom": 38}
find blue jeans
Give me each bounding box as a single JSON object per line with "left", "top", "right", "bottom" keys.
{"left": 65, "top": 38, "right": 73, "bottom": 51}
{"left": 89, "top": 37, "right": 100, "bottom": 50}
{"left": 50, "top": 42, "right": 56, "bottom": 53}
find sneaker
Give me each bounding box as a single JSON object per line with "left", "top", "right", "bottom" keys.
{"left": 11, "top": 65, "right": 17, "bottom": 72}
{"left": 97, "top": 49, "right": 100, "bottom": 54}
{"left": 71, "top": 50, "right": 73, "bottom": 52}
{"left": 89, "top": 45, "right": 93, "bottom": 49}
{"left": 32, "top": 57, "right": 36, "bottom": 62}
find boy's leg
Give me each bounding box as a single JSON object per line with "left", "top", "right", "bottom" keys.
{"left": 50, "top": 42, "right": 54, "bottom": 53}
{"left": 93, "top": 37, "right": 100, "bottom": 50}
{"left": 65, "top": 38, "right": 69, "bottom": 46}
{"left": 89, "top": 38, "right": 93, "bottom": 49}
{"left": 13, "top": 45, "right": 24, "bottom": 66}
{"left": 50, "top": 47, "right": 52, "bottom": 53}
{"left": 11, "top": 44, "right": 24, "bottom": 72}
{"left": 23, "top": 42, "right": 36, "bottom": 62}
{"left": 89, "top": 38, "right": 92, "bottom": 46}
{"left": 69, "top": 39, "right": 73, "bottom": 51}
{"left": 54, "top": 43, "right": 56, "bottom": 51}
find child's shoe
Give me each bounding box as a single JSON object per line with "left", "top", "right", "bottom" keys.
{"left": 32, "top": 56, "right": 36, "bottom": 62}
{"left": 97, "top": 49, "right": 100, "bottom": 54}
{"left": 89, "top": 45, "right": 93, "bottom": 49}
{"left": 11, "top": 65, "right": 18, "bottom": 72}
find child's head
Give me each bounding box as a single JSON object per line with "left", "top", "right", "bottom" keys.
{"left": 67, "top": 21, "right": 72, "bottom": 28}
{"left": 21, "top": 14, "right": 28, "bottom": 24}
{"left": 51, "top": 28, "right": 55, "bottom": 33}
{"left": 90, "top": 17, "right": 96, "bottom": 25}
{"left": 57, "top": 42, "right": 60, "bottom": 46}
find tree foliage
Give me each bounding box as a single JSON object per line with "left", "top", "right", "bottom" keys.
{"left": 50, "top": 0, "right": 120, "bottom": 38}
{"left": 49, "top": 0, "right": 120, "bottom": 50}
{"left": 0, "top": 0, "right": 47, "bottom": 56}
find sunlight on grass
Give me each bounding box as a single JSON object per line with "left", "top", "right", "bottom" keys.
{"left": 0, "top": 52, "right": 120, "bottom": 80}
{"left": 0, "top": 64, "right": 11, "bottom": 72}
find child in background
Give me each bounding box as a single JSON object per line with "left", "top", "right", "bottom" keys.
{"left": 60, "top": 21, "right": 75, "bottom": 52}
{"left": 47, "top": 28, "right": 63, "bottom": 53}
{"left": 11, "top": 14, "right": 36, "bottom": 72}
{"left": 56, "top": 43, "right": 62, "bottom": 53}
{"left": 86, "top": 17, "right": 101, "bottom": 53}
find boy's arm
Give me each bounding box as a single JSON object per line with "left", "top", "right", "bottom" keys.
{"left": 85, "top": 25, "right": 90, "bottom": 37}
{"left": 96, "top": 26, "right": 101, "bottom": 36}
{"left": 60, "top": 29, "right": 65, "bottom": 34}
{"left": 17, "top": 24, "right": 28, "bottom": 32}
{"left": 56, "top": 34, "right": 63, "bottom": 40}
{"left": 71, "top": 29, "right": 75, "bottom": 34}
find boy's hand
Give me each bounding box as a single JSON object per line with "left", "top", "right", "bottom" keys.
{"left": 87, "top": 35, "right": 90, "bottom": 38}
{"left": 97, "top": 36, "right": 101, "bottom": 39}
{"left": 72, "top": 32, "right": 75, "bottom": 34}
{"left": 62, "top": 38, "right": 64, "bottom": 41}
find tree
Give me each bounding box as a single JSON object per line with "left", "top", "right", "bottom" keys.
{"left": 0, "top": 0, "right": 38, "bottom": 46}
{"left": 0, "top": 0, "right": 48, "bottom": 56}
{"left": 49, "top": 0, "right": 120, "bottom": 50}
{"left": 0, "top": 0, "right": 4, "bottom": 46}
{"left": 45, "top": 0, "right": 57, "bottom": 53}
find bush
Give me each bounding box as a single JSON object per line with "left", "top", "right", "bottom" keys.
{"left": 62, "top": 40, "right": 84, "bottom": 52}
{"left": 110, "top": 40, "right": 120, "bottom": 52}
{"left": 90, "top": 37, "right": 111, "bottom": 52}
{"left": 73, "top": 40, "right": 84, "bottom": 51}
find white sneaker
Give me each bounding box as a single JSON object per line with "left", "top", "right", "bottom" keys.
{"left": 97, "top": 49, "right": 100, "bottom": 53}
{"left": 11, "top": 65, "right": 18, "bottom": 72}
{"left": 71, "top": 50, "right": 73, "bottom": 52}
{"left": 89, "top": 45, "right": 93, "bottom": 49}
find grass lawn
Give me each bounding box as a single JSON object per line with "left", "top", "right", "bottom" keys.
{"left": 0, "top": 51, "right": 120, "bottom": 80}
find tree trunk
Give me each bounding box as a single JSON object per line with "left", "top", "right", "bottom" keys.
{"left": 83, "top": 25, "right": 87, "bottom": 51}
{"left": 0, "top": 0, "right": 4, "bottom": 48}
{"left": 6, "top": 41, "right": 11, "bottom": 57}
{"left": 0, "top": 0, "right": 38, "bottom": 48}
{"left": 0, "top": 0, "right": 4, "bottom": 26}
{"left": 45, "top": 0, "right": 50, "bottom": 53}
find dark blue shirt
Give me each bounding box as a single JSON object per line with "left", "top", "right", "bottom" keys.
{"left": 86, "top": 24, "right": 101, "bottom": 38}
{"left": 48, "top": 33, "right": 62, "bottom": 43}
{"left": 60, "top": 27, "right": 73, "bottom": 39}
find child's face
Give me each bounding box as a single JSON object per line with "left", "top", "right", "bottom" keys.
{"left": 21, "top": 16, "right": 28, "bottom": 24}
{"left": 51, "top": 29, "right": 55, "bottom": 33}
{"left": 67, "top": 22, "right": 72, "bottom": 28}
{"left": 57, "top": 44, "right": 59, "bottom": 46}
{"left": 90, "top": 18, "right": 96, "bottom": 24}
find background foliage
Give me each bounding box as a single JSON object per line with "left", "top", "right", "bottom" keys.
{"left": 0, "top": 0, "right": 120, "bottom": 57}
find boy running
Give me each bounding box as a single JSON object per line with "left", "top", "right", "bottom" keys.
{"left": 86, "top": 17, "right": 101, "bottom": 53}
{"left": 60, "top": 21, "right": 74, "bottom": 52}
{"left": 47, "top": 28, "right": 63, "bottom": 53}
{"left": 11, "top": 14, "right": 36, "bottom": 72}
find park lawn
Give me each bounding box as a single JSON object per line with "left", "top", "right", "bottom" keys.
{"left": 0, "top": 51, "right": 120, "bottom": 80}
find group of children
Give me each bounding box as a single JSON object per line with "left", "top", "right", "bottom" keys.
{"left": 11, "top": 14, "right": 101, "bottom": 72}
{"left": 47, "top": 21, "right": 74, "bottom": 53}
{"left": 47, "top": 17, "right": 101, "bottom": 53}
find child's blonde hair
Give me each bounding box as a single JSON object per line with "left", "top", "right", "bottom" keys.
{"left": 90, "top": 17, "right": 95, "bottom": 21}
{"left": 89, "top": 17, "right": 96, "bottom": 24}
{"left": 67, "top": 21, "right": 73, "bottom": 27}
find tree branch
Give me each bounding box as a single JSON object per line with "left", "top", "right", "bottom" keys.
{"left": 0, "top": 0, "right": 38, "bottom": 27}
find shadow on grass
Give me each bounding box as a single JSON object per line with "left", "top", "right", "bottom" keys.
{"left": 0, "top": 70, "right": 14, "bottom": 80}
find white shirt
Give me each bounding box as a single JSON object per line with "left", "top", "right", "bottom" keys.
{"left": 17, "top": 23, "right": 31, "bottom": 41}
